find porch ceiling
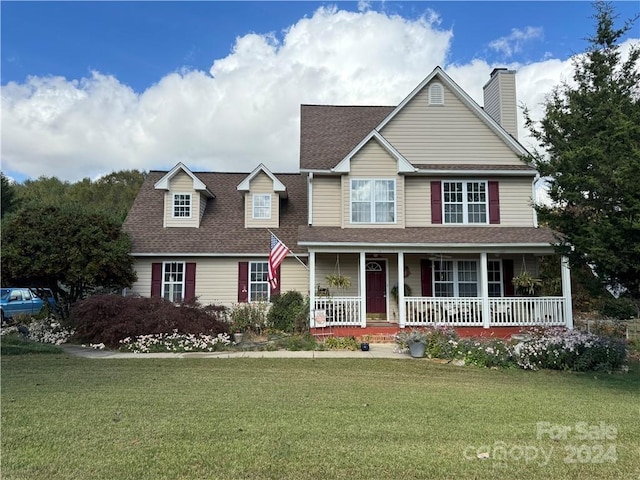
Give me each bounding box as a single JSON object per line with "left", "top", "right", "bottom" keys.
{"left": 298, "top": 226, "right": 557, "bottom": 249}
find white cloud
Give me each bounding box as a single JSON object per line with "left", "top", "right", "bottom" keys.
{"left": 2, "top": 6, "right": 452, "bottom": 181}
{"left": 0, "top": 5, "right": 637, "bottom": 184}
{"left": 489, "top": 26, "right": 544, "bottom": 57}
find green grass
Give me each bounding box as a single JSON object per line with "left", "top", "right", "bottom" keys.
{"left": 2, "top": 355, "right": 639, "bottom": 480}
{"left": 0, "top": 334, "right": 64, "bottom": 355}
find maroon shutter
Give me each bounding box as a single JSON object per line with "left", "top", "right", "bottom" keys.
{"left": 270, "top": 265, "right": 281, "bottom": 297}
{"left": 502, "top": 259, "right": 514, "bottom": 297}
{"left": 151, "top": 263, "right": 162, "bottom": 297}
{"left": 185, "top": 263, "right": 196, "bottom": 301}
{"left": 431, "top": 181, "right": 442, "bottom": 224}
{"left": 420, "top": 260, "right": 433, "bottom": 297}
{"left": 488, "top": 181, "right": 500, "bottom": 224}
{"left": 238, "top": 262, "right": 249, "bottom": 303}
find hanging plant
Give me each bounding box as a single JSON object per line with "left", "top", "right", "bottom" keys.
{"left": 391, "top": 283, "right": 412, "bottom": 303}
{"left": 325, "top": 254, "right": 351, "bottom": 290}
{"left": 512, "top": 271, "right": 542, "bottom": 296}
{"left": 325, "top": 273, "right": 351, "bottom": 290}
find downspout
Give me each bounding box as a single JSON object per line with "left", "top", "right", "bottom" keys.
{"left": 532, "top": 174, "right": 540, "bottom": 228}
{"left": 307, "top": 172, "right": 313, "bottom": 225}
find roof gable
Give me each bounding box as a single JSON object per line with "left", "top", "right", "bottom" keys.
{"left": 154, "top": 162, "right": 214, "bottom": 198}
{"left": 237, "top": 163, "right": 287, "bottom": 196}
{"left": 332, "top": 131, "right": 417, "bottom": 174}
{"left": 376, "top": 66, "right": 527, "bottom": 156}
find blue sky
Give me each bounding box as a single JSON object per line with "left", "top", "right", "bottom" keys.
{"left": 1, "top": 1, "right": 639, "bottom": 182}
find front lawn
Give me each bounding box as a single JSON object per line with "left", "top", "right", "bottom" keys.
{"left": 1, "top": 355, "right": 639, "bottom": 479}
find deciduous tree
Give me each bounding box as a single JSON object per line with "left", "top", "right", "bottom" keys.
{"left": 1, "top": 203, "right": 137, "bottom": 315}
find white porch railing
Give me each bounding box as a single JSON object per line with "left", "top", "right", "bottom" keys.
{"left": 313, "top": 296, "right": 567, "bottom": 328}
{"left": 405, "top": 297, "right": 484, "bottom": 326}
{"left": 489, "top": 297, "right": 566, "bottom": 326}
{"left": 314, "top": 297, "right": 361, "bottom": 326}
{"left": 405, "top": 296, "right": 567, "bottom": 327}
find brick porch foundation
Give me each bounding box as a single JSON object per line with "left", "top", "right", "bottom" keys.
{"left": 310, "top": 325, "right": 529, "bottom": 343}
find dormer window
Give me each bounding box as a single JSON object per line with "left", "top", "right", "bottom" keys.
{"left": 429, "top": 82, "right": 444, "bottom": 105}
{"left": 253, "top": 194, "right": 272, "bottom": 219}
{"left": 173, "top": 193, "right": 192, "bottom": 218}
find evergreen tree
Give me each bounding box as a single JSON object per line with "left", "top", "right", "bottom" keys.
{"left": 524, "top": 2, "right": 640, "bottom": 308}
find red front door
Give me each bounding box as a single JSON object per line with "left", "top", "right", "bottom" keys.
{"left": 366, "top": 260, "right": 386, "bottom": 315}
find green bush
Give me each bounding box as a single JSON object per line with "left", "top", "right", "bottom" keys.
{"left": 228, "top": 302, "right": 269, "bottom": 334}
{"left": 324, "top": 336, "right": 360, "bottom": 350}
{"left": 600, "top": 296, "right": 637, "bottom": 320}
{"left": 267, "top": 291, "right": 308, "bottom": 333}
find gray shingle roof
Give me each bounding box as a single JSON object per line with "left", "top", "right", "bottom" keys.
{"left": 300, "top": 104, "right": 394, "bottom": 171}
{"left": 298, "top": 226, "right": 558, "bottom": 246}
{"left": 123, "top": 171, "right": 307, "bottom": 255}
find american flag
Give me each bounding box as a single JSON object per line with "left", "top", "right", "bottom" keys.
{"left": 268, "top": 233, "right": 289, "bottom": 289}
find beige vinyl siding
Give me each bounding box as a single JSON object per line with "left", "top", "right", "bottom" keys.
{"left": 405, "top": 177, "right": 430, "bottom": 226}
{"left": 380, "top": 80, "right": 524, "bottom": 166}
{"left": 312, "top": 176, "right": 342, "bottom": 226}
{"left": 245, "top": 172, "right": 279, "bottom": 228}
{"left": 315, "top": 254, "right": 360, "bottom": 296}
{"left": 199, "top": 194, "right": 207, "bottom": 224}
{"left": 164, "top": 171, "right": 201, "bottom": 228}
{"left": 343, "top": 139, "right": 405, "bottom": 228}
{"left": 130, "top": 257, "right": 309, "bottom": 308}
{"left": 129, "top": 258, "right": 155, "bottom": 298}
{"left": 483, "top": 73, "right": 518, "bottom": 137}
{"left": 280, "top": 258, "right": 310, "bottom": 294}
{"left": 405, "top": 177, "right": 535, "bottom": 227}
{"left": 496, "top": 177, "right": 535, "bottom": 226}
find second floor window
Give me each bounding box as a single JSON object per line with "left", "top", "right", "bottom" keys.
{"left": 249, "top": 261, "right": 269, "bottom": 301}
{"left": 253, "top": 194, "right": 271, "bottom": 219}
{"left": 443, "top": 181, "right": 487, "bottom": 224}
{"left": 173, "top": 193, "right": 192, "bottom": 218}
{"left": 351, "top": 179, "right": 396, "bottom": 224}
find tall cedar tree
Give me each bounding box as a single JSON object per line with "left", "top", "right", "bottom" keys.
{"left": 524, "top": 1, "right": 640, "bottom": 306}
{"left": 1, "top": 203, "right": 137, "bottom": 315}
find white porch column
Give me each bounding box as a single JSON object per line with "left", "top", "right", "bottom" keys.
{"left": 360, "top": 251, "right": 367, "bottom": 328}
{"left": 398, "top": 252, "right": 406, "bottom": 328}
{"left": 480, "top": 253, "right": 490, "bottom": 328}
{"left": 561, "top": 256, "right": 573, "bottom": 329}
{"left": 309, "top": 251, "right": 316, "bottom": 328}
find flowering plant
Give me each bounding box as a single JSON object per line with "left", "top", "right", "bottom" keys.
{"left": 119, "top": 330, "right": 232, "bottom": 353}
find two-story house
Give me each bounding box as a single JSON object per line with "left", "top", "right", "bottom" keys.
{"left": 123, "top": 67, "right": 573, "bottom": 336}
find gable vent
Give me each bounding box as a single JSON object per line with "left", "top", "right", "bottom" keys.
{"left": 429, "top": 82, "right": 444, "bottom": 105}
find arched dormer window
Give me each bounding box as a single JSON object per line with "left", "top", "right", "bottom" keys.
{"left": 429, "top": 82, "right": 444, "bottom": 105}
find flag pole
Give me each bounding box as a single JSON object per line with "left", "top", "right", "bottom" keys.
{"left": 268, "top": 230, "right": 309, "bottom": 271}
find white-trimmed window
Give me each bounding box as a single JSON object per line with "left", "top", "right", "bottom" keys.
{"left": 173, "top": 193, "right": 192, "bottom": 218}
{"left": 252, "top": 194, "right": 271, "bottom": 219}
{"left": 249, "top": 261, "right": 269, "bottom": 302}
{"left": 443, "top": 181, "right": 487, "bottom": 224}
{"left": 433, "top": 260, "right": 478, "bottom": 297}
{"left": 351, "top": 179, "right": 396, "bottom": 223}
{"left": 488, "top": 260, "right": 503, "bottom": 297}
{"left": 163, "top": 262, "right": 184, "bottom": 302}
{"left": 429, "top": 82, "right": 444, "bottom": 105}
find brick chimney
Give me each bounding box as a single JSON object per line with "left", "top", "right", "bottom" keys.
{"left": 482, "top": 68, "right": 518, "bottom": 139}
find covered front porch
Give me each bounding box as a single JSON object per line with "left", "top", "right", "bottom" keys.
{"left": 308, "top": 250, "right": 573, "bottom": 330}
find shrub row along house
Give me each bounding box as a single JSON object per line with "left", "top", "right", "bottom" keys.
{"left": 123, "top": 67, "right": 574, "bottom": 336}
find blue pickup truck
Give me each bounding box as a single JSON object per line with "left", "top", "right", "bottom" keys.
{"left": 0, "top": 288, "right": 57, "bottom": 323}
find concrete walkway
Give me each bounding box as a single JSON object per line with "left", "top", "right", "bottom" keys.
{"left": 61, "top": 343, "right": 408, "bottom": 360}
